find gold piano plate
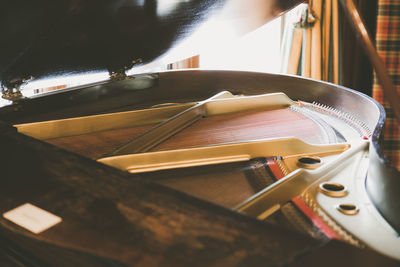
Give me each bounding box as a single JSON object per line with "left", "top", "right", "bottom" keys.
{"left": 14, "top": 90, "right": 400, "bottom": 260}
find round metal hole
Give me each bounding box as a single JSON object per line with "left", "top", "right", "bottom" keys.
{"left": 319, "top": 182, "right": 348, "bottom": 197}
{"left": 337, "top": 204, "right": 359, "bottom": 215}
{"left": 297, "top": 156, "right": 322, "bottom": 169}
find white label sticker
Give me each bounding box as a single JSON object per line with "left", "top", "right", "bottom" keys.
{"left": 3, "top": 203, "right": 62, "bottom": 234}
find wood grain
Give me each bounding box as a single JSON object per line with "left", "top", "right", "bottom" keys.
{"left": 152, "top": 108, "right": 324, "bottom": 151}
{"left": 0, "top": 127, "right": 320, "bottom": 266}
{"left": 46, "top": 124, "right": 155, "bottom": 158}
{"left": 44, "top": 108, "right": 324, "bottom": 159}
{"left": 141, "top": 160, "right": 267, "bottom": 208}
{"left": 0, "top": 120, "right": 397, "bottom": 266}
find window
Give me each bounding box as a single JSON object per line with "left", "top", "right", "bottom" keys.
{"left": 200, "top": 17, "right": 282, "bottom": 73}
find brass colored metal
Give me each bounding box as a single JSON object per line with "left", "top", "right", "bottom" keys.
{"left": 203, "top": 93, "right": 296, "bottom": 116}
{"left": 302, "top": 101, "right": 371, "bottom": 137}
{"left": 15, "top": 104, "right": 194, "bottom": 140}
{"left": 109, "top": 58, "right": 143, "bottom": 81}
{"left": 337, "top": 204, "right": 359, "bottom": 215}
{"left": 257, "top": 204, "right": 281, "bottom": 220}
{"left": 1, "top": 88, "right": 24, "bottom": 102}
{"left": 1, "top": 76, "right": 32, "bottom": 102}
{"left": 106, "top": 92, "right": 296, "bottom": 156}
{"left": 151, "top": 103, "right": 181, "bottom": 108}
{"left": 109, "top": 72, "right": 128, "bottom": 81}
{"left": 99, "top": 138, "right": 349, "bottom": 174}
{"left": 276, "top": 157, "right": 290, "bottom": 176}
{"left": 302, "top": 192, "right": 363, "bottom": 247}
{"left": 236, "top": 141, "right": 368, "bottom": 219}
{"left": 319, "top": 182, "right": 348, "bottom": 198}
{"left": 297, "top": 156, "right": 322, "bottom": 169}
{"left": 105, "top": 91, "right": 235, "bottom": 156}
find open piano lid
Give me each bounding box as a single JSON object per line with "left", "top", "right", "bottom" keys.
{"left": 0, "top": 1, "right": 400, "bottom": 266}
{"left": 0, "top": 0, "right": 302, "bottom": 89}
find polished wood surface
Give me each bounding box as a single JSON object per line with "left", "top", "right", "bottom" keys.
{"left": 44, "top": 108, "right": 324, "bottom": 159}
{"left": 0, "top": 0, "right": 304, "bottom": 87}
{"left": 144, "top": 161, "right": 259, "bottom": 208}
{"left": 0, "top": 123, "right": 323, "bottom": 266}
{"left": 0, "top": 70, "right": 398, "bottom": 265}
{"left": 153, "top": 108, "right": 325, "bottom": 151}
{"left": 42, "top": 104, "right": 324, "bottom": 214}
{"left": 46, "top": 124, "right": 155, "bottom": 159}
{"left": 0, "top": 117, "right": 397, "bottom": 266}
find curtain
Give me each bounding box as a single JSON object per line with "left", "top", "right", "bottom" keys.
{"left": 373, "top": 0, "right": 400, "bottom": 170}
{"left": 281, "top": 0, "right": 342, "bottom": 84}
{"left": 168, "top": 55, "right": 200, "bottom": 70}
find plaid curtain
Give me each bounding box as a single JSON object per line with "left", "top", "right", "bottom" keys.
{"left": 373, "top": 0, "right": 400, "bottom": 170}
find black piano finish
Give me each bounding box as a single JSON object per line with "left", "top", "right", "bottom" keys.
{"left": 0, "top": 0, "right": 303, "bottom": 88}
{"left": 0, "top": 70, "right": 399, "bottom": 266}
{"left": 0, "top": 0, "right": 399, "bottom": 265}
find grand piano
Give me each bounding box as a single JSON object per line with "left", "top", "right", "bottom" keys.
{"left": 0, "top": 0, "right": 399, "bottom": 266}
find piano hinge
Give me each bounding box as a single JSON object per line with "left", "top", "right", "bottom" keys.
{"left": 108, "top": 58, "right": 143, "bottom": 81}
{"left": 1, "top": 76, "right": 32, "bottom": 102}
{"left": 294, "top": 3, "right": 317, "bottom": 29}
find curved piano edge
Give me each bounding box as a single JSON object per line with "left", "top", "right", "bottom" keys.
{"left": 299, "top": 75, "right": 400, "bottom": 236}
{"left": 367, "top": 141, "right": 400, "bottom": 234}
{"left": 98, "top": 137, "right": 350, "bottom": 173}
{"left": 302, "top": 142, "right": 400, "bottom": 260}
{"left": 155, "top": 70, "right": 400, "bottom": 238}
{"left": 8, "top": 119, "right": 394, "bottom": 266}
{"left": 0, "top": 69, "right": 399, "bottom": 240}
{"left": 364, "top": 96, "right": 400, "bottom": 234}
{"left": 0, "top": 120, "right": 327, "bottom": 266}
{"left": 292, "top": 75, "right": 400, "bottom": 235}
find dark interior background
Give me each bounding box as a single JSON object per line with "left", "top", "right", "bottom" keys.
{"left": 341, "top": 0, "right": 378, "bottom": 96}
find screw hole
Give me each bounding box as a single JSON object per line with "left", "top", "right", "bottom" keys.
{"left": 298, "top": 157, "right": 321, "bottom": 164}
{"left": 322, "top": 182, "right": 344, "bottom": 191}
{"left": 337, "top": 204, "right": 359, "bottom": 215}
{"left": 297, "top": 156, "right": 322, "bottom": 169}
{"left": 319, "top": 182, "right": 347, "bottom": 197}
